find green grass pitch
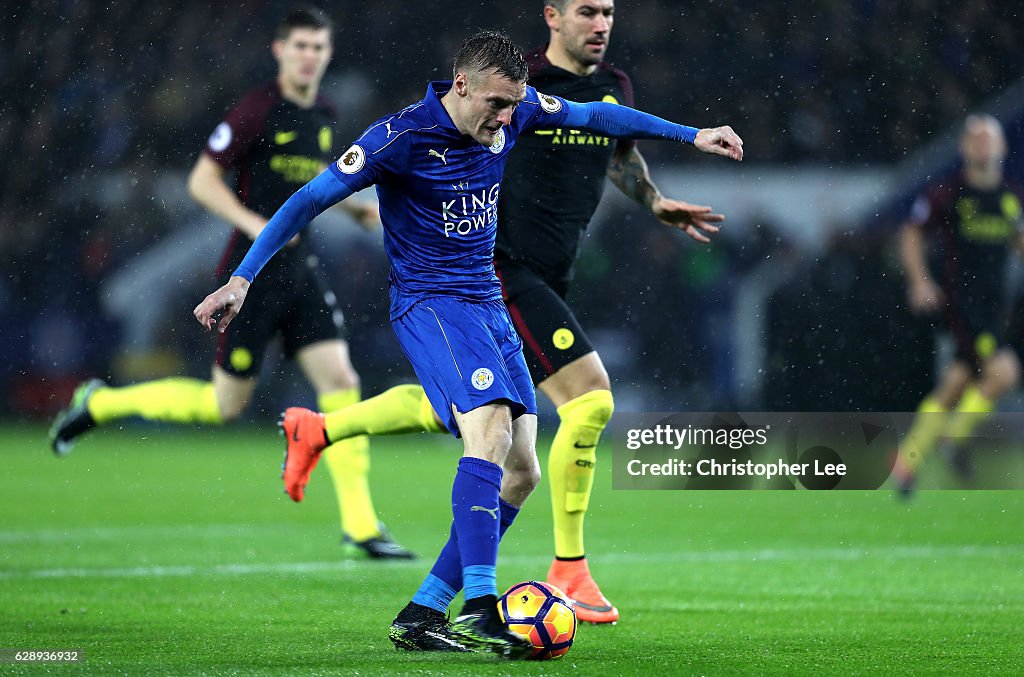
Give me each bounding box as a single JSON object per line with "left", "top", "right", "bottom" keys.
{"left": 1, "top": 423, "right": 1022, "bottom": 675}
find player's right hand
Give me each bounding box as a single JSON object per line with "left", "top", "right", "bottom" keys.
{"left": 908, "top": 278, "right": 944, "bottom": 314}
{"left": 194, "top": 276, "right": 251, "bottom": 333}
{"left": 694, "top": 126, "right": 744, "bottom": 162}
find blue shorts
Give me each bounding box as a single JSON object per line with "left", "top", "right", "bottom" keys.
{"left": 392, "top": 296, "right": 537, "bottom": 437}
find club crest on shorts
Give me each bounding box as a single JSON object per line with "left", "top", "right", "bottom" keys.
{"left": 471, "top": 368, "right": 495, "bottom": 390}
{"left": 488, "top": 128, "right": 506, "bottom": 154}
{"left": 539, "top": 92, "right": 563, "bottom": 114}
{"left": 337, "top": 145, "right": 366, "bottom": 174}
{"left": 553, "top": 328, "right": 575, "bottom": 350}
{"left": 229, "top": 347, "right": 253, "bottom": 372}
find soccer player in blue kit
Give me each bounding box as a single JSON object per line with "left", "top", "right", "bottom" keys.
{"left": 194, "top": 30, "right": 742, "bottom": 657}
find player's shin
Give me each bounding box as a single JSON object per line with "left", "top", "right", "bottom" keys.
{"left": 88, "top": 378, "right": 222, "bottom": 425}
{"left": 549, "top": 389, "right": 614, "bottom": 558}
{"left": 412, "top": 498, "right": 521, "bottom": 613}
{"left": 323, "top": 384, "right": 445, "bottom": 441}
{"left": 898, "top": 395, "right": 949, "bottom": 472}
{"left": 451, "top": 457, "right": 503, "bottom": 601}
{"left": 942, "top": 385, "right": 995, "bottom": 442}
{"left": 318, "top": 389, "right": 380, "bottom": 542}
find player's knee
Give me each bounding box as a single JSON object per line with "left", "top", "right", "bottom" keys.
{"left": 586, "top": 370, "right": 612, "bottom": 394}
{"left": 505, "top": 458, "right": 541, "bottom": 498}
{"left": 559, "top": 389, "right": 614, "bottom": 429}
{"left": 987, "top": 351, "right": 1021, "bottom": 391}
{"left": 217, "top": 398, "right": 248, "bottom": 422}
{"left": 320, "top": 367, "right": 360, "bottom": 393}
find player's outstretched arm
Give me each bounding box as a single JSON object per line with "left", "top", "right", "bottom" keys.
{"left": 607, "top": 145, "right": 724, "bottom": 243}
{"left": 317, "top": 162, "right": 381, "bottom": 231}
{"left": 562, "top": 100, "right": 743, "bottom": 161}
{"left": 193, "top": 169, "right": 354, "bottom": 332}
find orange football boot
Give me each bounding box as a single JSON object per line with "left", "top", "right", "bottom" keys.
{"left": 280, "top": 407, "right": 329, "bottom": 502}
{"left": 547, "top": 557, "right": 619, "bottom": 624}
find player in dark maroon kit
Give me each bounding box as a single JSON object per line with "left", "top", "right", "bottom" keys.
{"left": 494, "top": 0, "right": 726, "bottom": 623}
{"left": 895, "top": 114, "right": 1024, "bottom": 495}
{"left": 51, "top": 8, "right": 414, "bottom": 560}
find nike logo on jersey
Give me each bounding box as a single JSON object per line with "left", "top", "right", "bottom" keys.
{"left": 470, "top": 505, "right": 498, "bottom": 520}
{"left": 274, "top": 130, "right": 299, "bottom": 145}
{"left": 573, "top": 442, "right": 596, "bottom": 449}
{"left": 428, "top": 148, "right": 449, "bottom": 164}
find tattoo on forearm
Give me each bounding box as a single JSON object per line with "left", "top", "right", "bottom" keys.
{"left": 608, "top": 147, "right": 660, "bottom": 208}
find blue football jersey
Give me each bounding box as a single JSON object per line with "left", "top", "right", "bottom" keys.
{"left": 327, "top": 81, "right": 571, "bottom": 319}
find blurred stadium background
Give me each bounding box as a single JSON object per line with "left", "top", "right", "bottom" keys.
{"left": 3, "top": 0, "right": 1023, "bottom": 418}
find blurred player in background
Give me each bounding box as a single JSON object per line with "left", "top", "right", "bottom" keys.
{"left": 896, "top": 113, "right": 1024, "bottom": 495}
{"left": 49, "top": 8, "right": 414, "bottom": 560}
{"left": 194, "top": 29, "right": 741, "bottom": 656}
{"left": 491, "top": 0, "right": 724, "bottom": 624}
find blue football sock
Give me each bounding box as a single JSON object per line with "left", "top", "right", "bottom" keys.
{"left": 411, "top": 498, "right": 520, "bottom": 612}
{"left": 412, "top": 520, "right": 461, "bottom": 613}
{"left": 498, "top": 497, "right": 521, "bottom": 536}
{"left": 452, "top": 457, "right": 503, "bottom": 601}
{"left": 410, "top": 573, "right": 459, "bottom": 614}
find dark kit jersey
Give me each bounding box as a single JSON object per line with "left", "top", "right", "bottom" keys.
{"left": 911, "top": 174, "right": 1024, "bottom": 313}
{"left": 205, "top": 81, "right": 337, "bottom": 220}
{"left": 496, "top": 46, "right": 635, "bottom": 283}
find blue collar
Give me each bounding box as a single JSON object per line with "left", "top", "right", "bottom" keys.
{"left": 423, "top": 80, "right": 462, "bottom": 135}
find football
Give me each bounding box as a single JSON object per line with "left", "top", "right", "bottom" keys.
{"left": 497, "top": 581, "right": 577, "bottom": 660}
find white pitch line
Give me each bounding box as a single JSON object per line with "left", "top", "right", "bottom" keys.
{"left": 1, "top": 544, "right": 1021, "bottom": 581}
{"left": 0, "top": 523, "right": 296, "bottom": 544}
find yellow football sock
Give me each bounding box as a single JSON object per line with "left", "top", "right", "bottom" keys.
{"left": 323, "top": 384, "right": 445, "bottom": 442}
{"left": 549, "top": 389, "right": 614, "bottom": 559}
{"left": 900, "top": 395, "right": 948, "bottom": 472}
{"left": 86, "top": 378, "right": 221, "bottom": 425}
{"left": 319, "top": 388, "right": 380, "bottom": 542}
{"left": 943, "top": 386, "right": 995, "bottom": 442}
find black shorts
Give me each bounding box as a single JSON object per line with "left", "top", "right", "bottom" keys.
{"left": 495, "top": 258, "right": 594, "bottom": 385}
{"left": 216, "top": 244, "right": 344, "bottom": 378}
{"left": 946, "top": 300, "right": 1005, "bottom": 370}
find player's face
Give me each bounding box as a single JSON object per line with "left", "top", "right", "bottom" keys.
{"left": 553, "top": 0, "right": 615, "bottom": 67}
{"left": 274, "top": 28, "right": 332, "bottom": 89}
{"left": 457, "top": 70, "right": 527, "bottom": 146}
{"left": 961, "top": 121, "right": 1007, "bottom": 170}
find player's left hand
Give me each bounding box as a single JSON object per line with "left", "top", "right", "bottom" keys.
{"left": 338, "top": 197, "right": 381, "bottom": 230}
{"left": 351, "top": 202, "right": 381, "bottom": 230}
{"left": 651, "top": 198, "right": 724, "bottom": 243}
{"left": 194, "top": 276, "right": 250, "bottom": 334}
{"left": 694, "top": 126, "right": 744, "bottom": 162}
